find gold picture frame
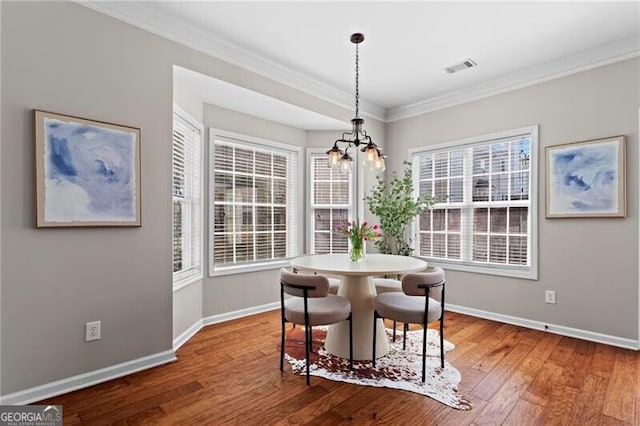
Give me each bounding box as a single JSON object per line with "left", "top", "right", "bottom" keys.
{"left": 35, "top": 110, "right": 141, "bottom": 227}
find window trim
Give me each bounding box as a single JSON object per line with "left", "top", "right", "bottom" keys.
{"left": 305, "top": 148, "right": 356, "bottom": 254}
{"left": 172, "top": 105, "right": 204, "bottom": 291}
{"left": 208, "top": 128, "right": 303, "bottom": 277}
{"left": 408, "top": 125, "right": 539, "bottom": 280}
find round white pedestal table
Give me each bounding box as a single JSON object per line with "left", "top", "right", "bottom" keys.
{"left": 289, "top": 254, "right": 427, "bottom": 360}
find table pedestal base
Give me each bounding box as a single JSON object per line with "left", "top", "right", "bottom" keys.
{"left": 324, "top": 275, "right": 389, "bottom": 360}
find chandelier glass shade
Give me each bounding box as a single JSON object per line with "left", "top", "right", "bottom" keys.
{"left": 327, "top": 33, "right": 385, "bottom": 174}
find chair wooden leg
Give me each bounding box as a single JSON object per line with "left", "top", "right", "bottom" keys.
{"left": 422, "top": 324, "right": 427, "bottom": 382}
{"left": 372, "top": 310, "right": 378, "bottom": 368}
{"left": 392, "top": 320, "right": 397, "bottom": 342}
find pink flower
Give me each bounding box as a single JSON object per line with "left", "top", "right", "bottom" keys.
{"left": 335, "top": 219, "right": 381, "bottom": 243}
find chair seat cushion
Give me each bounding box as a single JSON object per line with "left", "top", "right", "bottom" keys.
{"left": 284, "top": 294, "right": 351, "bottom": 326}
{"left": 373, "top": 278, "right": 401, "bottom": 294}
{"left": 374, "top": 293, "right": 441, "bottom": 324}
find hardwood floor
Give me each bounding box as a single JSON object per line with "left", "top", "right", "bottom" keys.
{"left": 39, "top": 310, "right": 639, "bottom": 425}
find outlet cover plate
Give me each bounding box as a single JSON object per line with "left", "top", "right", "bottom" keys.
{"left": 545, "top": 290, "right": 556, "bottom": 304}
{"left": 86, "top": 321, "right": 101, "bottom": 342}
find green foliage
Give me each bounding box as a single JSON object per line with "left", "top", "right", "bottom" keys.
{"left": 364, "top": 161, "right": 435, "bottom": 256}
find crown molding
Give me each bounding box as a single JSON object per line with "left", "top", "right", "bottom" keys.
{"left": 77, "top": 1, "right": 386, "bottom": 122}
{"left": 77, "top": 2, "right": 638, "bottom": 125}
{"left": 387, "top": 36, "right": 640, "bottom": 122}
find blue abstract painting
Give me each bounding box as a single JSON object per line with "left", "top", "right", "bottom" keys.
{"left": 547, "top": 137, "right": 625, "bottom": 217}
{"left": 35, "top": 111, "right": 140, "bottom": 226}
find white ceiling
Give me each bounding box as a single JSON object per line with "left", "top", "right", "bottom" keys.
{"left": 86, "top": 1, "right": 640, "bottom": 125}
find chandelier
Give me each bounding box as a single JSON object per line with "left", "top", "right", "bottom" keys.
{"left": 327, "top": 33, "right": 385, "bottom": 174}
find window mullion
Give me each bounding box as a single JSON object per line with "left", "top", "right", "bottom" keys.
{"left": 251, "top": 150, "right": 256, "bottom": 262}
{"left": 231, "top": 147, "right": 237, "bottom": 264}
{"left": 271, "top": 153, "right": 275, "bottom": 260}
{"left": 461, "top": 147, "right": 474, "bottom": 262}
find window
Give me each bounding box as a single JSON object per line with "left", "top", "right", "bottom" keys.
{"left": 307, "top": 150, "right": 354, "bottom": 253}
{"left": 172, "top": 107, "right": 203, "bottom": 288}
{"left": 411, "top": 126, "right": 538, "bottom": 279}
{"left": 210, "top": 129, "right": 301, "bottom": 274}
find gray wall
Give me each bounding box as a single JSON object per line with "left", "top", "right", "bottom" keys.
{"left": 173, "top": 281, "right": 203, "bottom": 340}
{"left": 2, "top": 1, "right": 173, "bottom": 393}
{"left": 387, "top": 58, "right": 640, "bottom": 340}
{"left": 0, "top": 1, "right": 363, "bottom": 394}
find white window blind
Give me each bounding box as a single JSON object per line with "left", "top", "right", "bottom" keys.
{"left": 308, "top": 151, "right": 352, "bottom": 254}
{"left": 210, "top": 131, "right": 300, "bottom": 273}
{"left": 172, "top": 109, "right": 203, "bottom": 286}
{"left": 411, "top": 126, "right": 538, "bottom": 279}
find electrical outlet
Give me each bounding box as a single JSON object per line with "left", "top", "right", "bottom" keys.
{"left": 545, "top": 290, "right": 556, "bottom": 304}
{"left": 85, "top": 321, "right": 101, "bottom": 342}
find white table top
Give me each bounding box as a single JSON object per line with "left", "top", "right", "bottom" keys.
{"left": 290, "top": 253, "right": 427, "bottom": 276}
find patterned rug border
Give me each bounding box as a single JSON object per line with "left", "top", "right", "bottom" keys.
{"left": 284, "top": 327, "right": 472, "bottom": 410}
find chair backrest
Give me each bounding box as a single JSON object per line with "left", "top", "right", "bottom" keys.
{"left": 401, "top": 266, "right": 445, "bottom": 300}
{"left": 280, "top": 268, "right": 329, "bottom": 298}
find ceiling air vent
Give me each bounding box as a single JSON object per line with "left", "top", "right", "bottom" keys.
{"left": 444, "top": 58, "right": 477, "bottom": 74}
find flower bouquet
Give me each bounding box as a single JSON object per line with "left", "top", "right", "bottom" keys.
{"left": 336, "top": 219, "right": 383, "bottom": 262}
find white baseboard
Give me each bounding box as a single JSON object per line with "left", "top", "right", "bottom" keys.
{"left": 446, "top": 303, "right": 638, "bottom": 351}
{"left": 0, "top": 303, "right": 280, "bottom": 405}
{"left": 13, "top": 300, "right": 629, "bottom": 406}
{"left": 203, "top": 302, "right": 279, "bottom": 326}
{"left": 0, "top": 350, "right": 176, "bottom": 405}
{"left": 176, "top": 302, "right": 280, "bottom": 349}
{"left": 173, "top": 319, "right": 204, "bottom": 351}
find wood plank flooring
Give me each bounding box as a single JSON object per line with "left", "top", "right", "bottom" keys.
{"left": 38, "top": 310, "right": 639, "bottom": 425}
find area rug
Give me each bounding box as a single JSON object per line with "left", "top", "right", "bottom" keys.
{"left": 283, "top": 327, "right": 472, "bottom": 410}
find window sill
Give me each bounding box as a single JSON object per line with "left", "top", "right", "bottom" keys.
{"left": 420, "top": 258, "right": 538, "bottom": 280}
{"left": 209, "top": 259, "right": 290, "bottom": 277}
{"left": 173, "top": 273, "right": 203, "bottom": 292}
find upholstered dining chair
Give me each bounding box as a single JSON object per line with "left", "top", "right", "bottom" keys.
{"left": 372, "top": 267, "right": 446, "bottom": 382}
{"left": 372, "top": 276, "right": 399, "bottom": 292}
{"left": 372, "top": 276, "right": 402, "bottom": 340}
{"left": 292, "top": 266, "right": 341, "bottom": 295}
{"left": 280, "top": 268, "right": 353, "bottom": 385}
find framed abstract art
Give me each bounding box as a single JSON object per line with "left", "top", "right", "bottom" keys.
{"left": 35, "top": 110, "right": 141, "bottom": 227}
{"left": 546, "top": 136, "right": 625, "bottom": 218}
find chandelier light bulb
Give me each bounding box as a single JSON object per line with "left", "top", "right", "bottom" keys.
{"left": 363, "top": 143, "right": 378, "bottom": 166}
{"left": 326, "top": 145, "right": 343, "bottom": 169}
{"left": 374, "top": 154, "right": 386, "bottom": 172}
{"left": 339, "top": 152, "right": 353, "bottom": 174}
